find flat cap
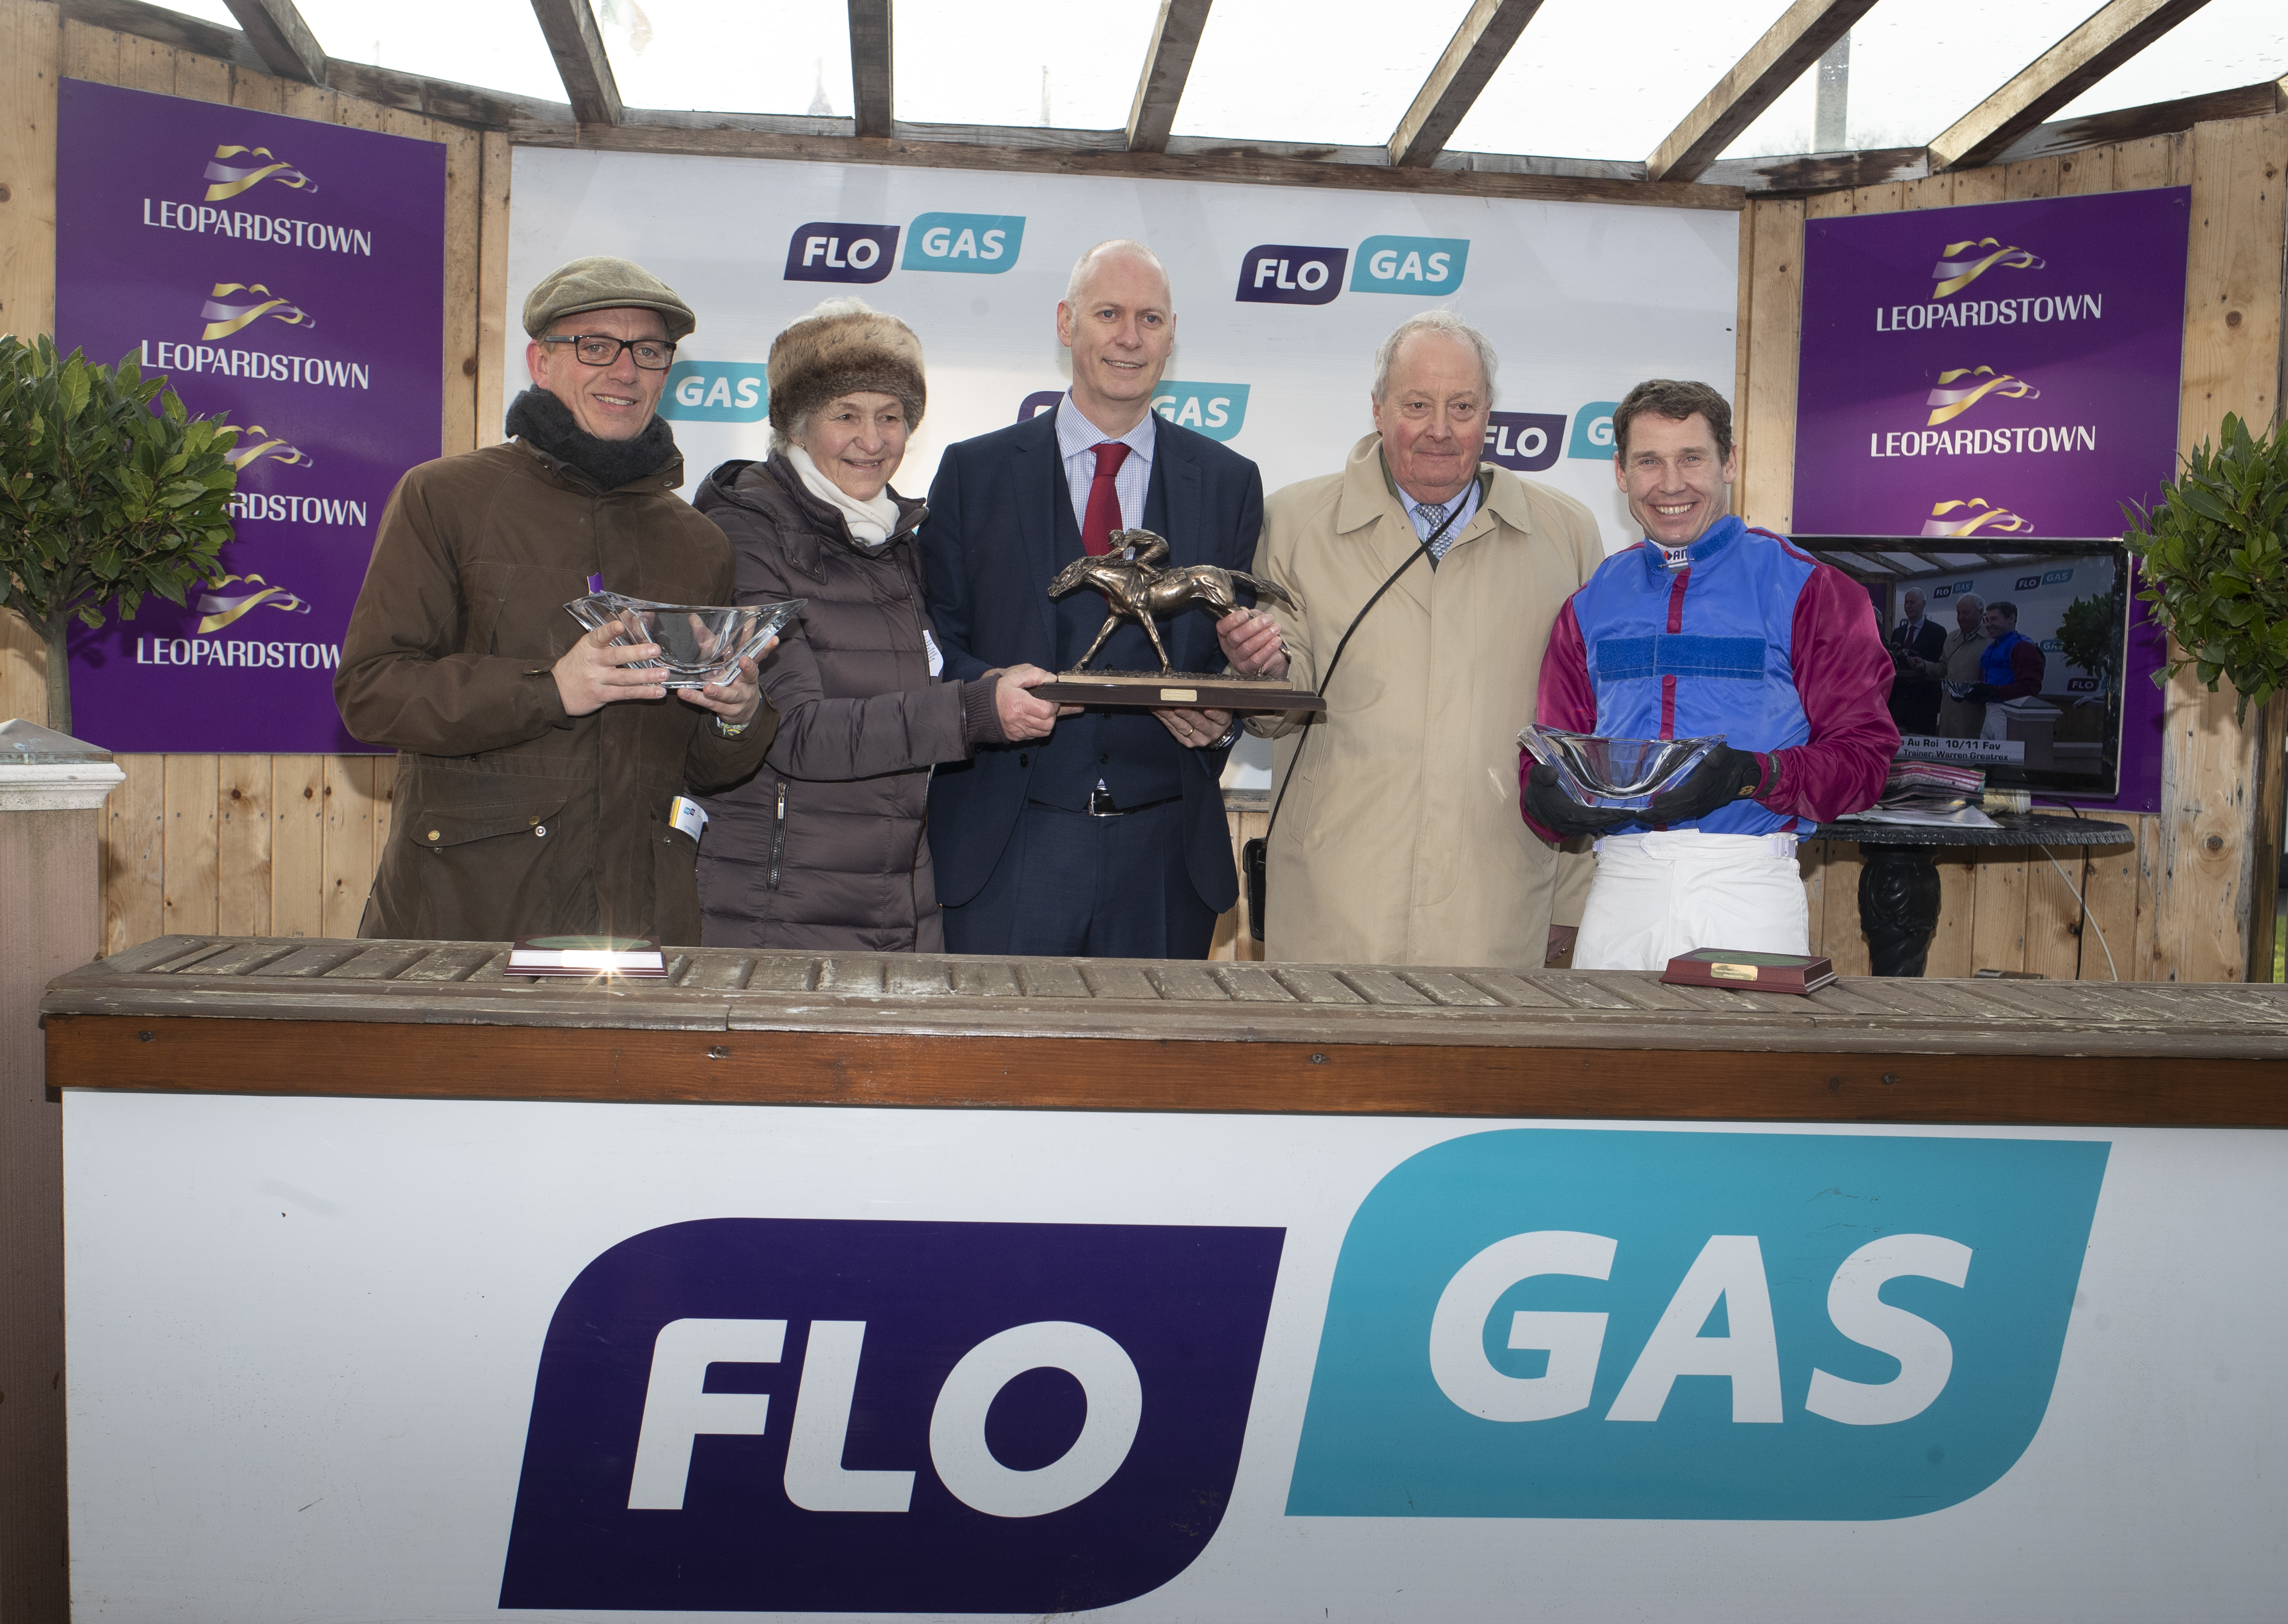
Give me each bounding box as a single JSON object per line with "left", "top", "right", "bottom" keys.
{"left": 522, "top": 255, "right": 697, "bottom": 342}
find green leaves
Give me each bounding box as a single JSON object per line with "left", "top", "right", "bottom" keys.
{"left": 2122, "top": 412, "right": 2288, "bottom": 725}
{"left": 0, "top": 334, "right": 240, "bottom": 639}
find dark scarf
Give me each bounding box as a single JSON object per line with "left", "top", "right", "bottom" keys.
{"left": 505, "top": 386, "right": 679, "bottom": 490}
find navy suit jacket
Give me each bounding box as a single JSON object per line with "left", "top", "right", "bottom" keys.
{"left": 921, "top": 406, "right": 1265, "bottom": 913}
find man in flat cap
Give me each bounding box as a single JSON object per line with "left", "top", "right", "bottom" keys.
{"left": 337, "top": 255, "right": 775, "bottom": 944}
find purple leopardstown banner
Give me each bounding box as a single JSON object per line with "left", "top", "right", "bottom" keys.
{"left": 1794, "top": 188, "right": 2191, "bottom": 814}
{"left": 53, "top": 78, "right": 444, "bottom": 754}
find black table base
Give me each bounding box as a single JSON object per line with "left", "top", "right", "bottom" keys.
{"left": 1822, "top": 813, "right": 2132, "bottom": 977}
{"left": 1858, "top": 846, "right": 1942, "bottom": 977}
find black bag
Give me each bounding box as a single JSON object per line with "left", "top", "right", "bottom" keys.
{"left": 1241, "top": 502, "right": 1461, "bottom": 940}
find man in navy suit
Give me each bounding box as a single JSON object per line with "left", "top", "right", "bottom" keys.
{"left": 922, "top": 240, "right": 1274, "bottom": 958}
{"left": 1887, "top": 584, "right": 1948, "bottom": 736}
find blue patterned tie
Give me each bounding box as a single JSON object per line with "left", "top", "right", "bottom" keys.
{"left": 1418, "top": 502, "right": 1453, "bottom": 559}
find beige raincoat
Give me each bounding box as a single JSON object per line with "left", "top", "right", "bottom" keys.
{"left": 1248, "top": 434, "right": 1605, "bottom": 969}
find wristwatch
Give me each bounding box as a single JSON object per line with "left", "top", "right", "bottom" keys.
{"left": 1203, "top": 716, "right": 1245, "bottom": 752}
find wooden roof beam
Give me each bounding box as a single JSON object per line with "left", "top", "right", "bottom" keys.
{"left": 1126, "top": 0, "right": 1214, "bottom": 154}
{"left": 530, "top": 0, "right": 623, "bottom": 126}
{"left": 219, "top": 0, "right": 326, "bottom": 86}
{"left": 849, "top": 0, "right": 894, "bottom": 138}
{"left": 1388, "top": 0, "right": 1545, "bottom": 168}
{"left": 1928, "top": 0, "right": 2210, "bottom": 173}
{"left": 1647, "top": 0, "right": 1879, "bottom": 184}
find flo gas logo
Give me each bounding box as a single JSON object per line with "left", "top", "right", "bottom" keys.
{"left": 788, "top": 214, "right": 1027, "bottom": 282}
{"left": 1287, "top": 1128, "right": 2106, "bottom": 1521}
{"left": 1483, "top": 411, "right": 1565, "bottom": 472}
{"left": 1015, "top": 384, "right": 1248, "bottom": 438}
{"left": 785, "top": 221, "right": 899, "bottom": 284}
{"left": 1235, "top": 244, "right": 1348, "bottom": 306}
{"left": 1352, "top": 235, "right": 1468, "bottom": 295}
{"left": 1568, "top": 400, "right": 1621, "bottom": 458}
{"left": 1235, "top": 236, "right": 1466, "bottom": 304}
{"left": 500, "top": 1218, "right": 1283, "bottom": 1614}
{"left": 1150, "top": 380, "right": 1249, "bottom": 440}
{"left": 660, "top": 360, "right": 768, "bottom": 423}
{"left": 902, "top": 212, "right": 1025, "bottom": 274}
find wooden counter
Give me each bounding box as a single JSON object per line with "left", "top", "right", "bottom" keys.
{"left": 41, "top": 936, "right": 2288, "bottom": 1622}
{"left": 42, "top": 933, "right": 2288, "bottom": 1126}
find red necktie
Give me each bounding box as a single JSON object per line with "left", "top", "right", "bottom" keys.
{"left": 1081, "top": 441, "right": 1130, "bottom": 556}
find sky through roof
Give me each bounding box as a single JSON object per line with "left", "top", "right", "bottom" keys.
{"left": 138, "top": 0, "right": 2288, "bottom": 166}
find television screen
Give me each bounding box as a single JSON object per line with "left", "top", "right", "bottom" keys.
{"left": 1790, "top": 538, "right": 2136, "bottom": 801}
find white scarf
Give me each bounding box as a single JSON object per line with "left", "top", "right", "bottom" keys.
{"left": 785, "top": 444, "right": 901, "bottom": 550}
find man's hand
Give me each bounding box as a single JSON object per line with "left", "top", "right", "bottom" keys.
{"left": 1521, "top": 762, "right": 1632, "bottom": 840}
{"left": 555, "top": 618, "right": 674, "bottom": 716}
{"left": 995, "top": 664, "right": 1061, "bottom": 742}
{"left": 1156, "top": 706, "right": 1233, "bottom": 748}
{"left": 1215, "top": 608, "right": 1288, "bottom": 680}
{"left": 678, "top": 638, "right": 775, "bottom": 728}
{"left": 1642, "top": 743, "right": 1765, "bottom": 826}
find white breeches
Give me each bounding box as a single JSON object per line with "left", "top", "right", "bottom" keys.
{"left": 1571, "top": 830, "right": 1809, "bottom": 972}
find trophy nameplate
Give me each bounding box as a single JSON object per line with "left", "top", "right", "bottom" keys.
{"left": 1038, "top": 528, "right": 1326, "bottom": 713}
{"left": 1030, "top": 672, "right": 1329, "bottom": 713}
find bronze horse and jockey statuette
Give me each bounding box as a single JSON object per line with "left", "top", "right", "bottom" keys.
{"left": 1035, "top": 528, "right": 1324, "bottom": 714}
{"left": 1047, "top": 528, "right": 1299, "bottom": 673}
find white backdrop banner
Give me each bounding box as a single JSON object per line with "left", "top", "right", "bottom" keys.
{"left": 503, "top": 149, "right": 1740, "bottom": 554}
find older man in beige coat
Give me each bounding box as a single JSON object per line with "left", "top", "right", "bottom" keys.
{"left": 1223, "top": 312, "right": 1605, "bottom": 968}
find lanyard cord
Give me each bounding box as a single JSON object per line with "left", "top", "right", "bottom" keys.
{"left": 1261, "top": 500, "right": 1464, "bottom": 842}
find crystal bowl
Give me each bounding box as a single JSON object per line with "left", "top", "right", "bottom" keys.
{"left": 565, "top": 594, "right": 804, "bottom": 688}
{"left": 1519, "top": 724, "right": 1724, "bottom": 810}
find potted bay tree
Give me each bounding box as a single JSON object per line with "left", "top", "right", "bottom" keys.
{"left": 0, "top": 336, "right": 239, "bottom": 737}
{"left": 2123, "top": 410, "right": 2288, "bottom": 723}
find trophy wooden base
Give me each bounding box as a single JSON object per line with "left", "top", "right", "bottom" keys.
{"left": 1031, "top": 671, "right": 1327, "bottom": 713}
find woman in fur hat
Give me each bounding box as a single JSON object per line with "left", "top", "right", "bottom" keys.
{"left": 693, "top": 298, "right": 1062, "bottom": 951}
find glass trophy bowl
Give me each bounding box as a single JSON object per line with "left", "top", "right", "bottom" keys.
{"left": 1519, "top": 724, "right": 1724, "bottom": 810}
{"left": 564, "top": 593, "right": 804, "bottom": 688}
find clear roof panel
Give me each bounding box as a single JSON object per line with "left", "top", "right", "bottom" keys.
{"left": 1447, "top": 0, "right": 1794, "bottom": 162}
{"left": 597, "top": 0, "right": 853, "bottom": 116}
{"left": 895, "top": 0, "right": 1162, "bottom": 128}
{"left": 1722, "top": 0, "right": 2109, "bottom": 159}
{"left": 1173, "top": 0, "right": 1479, "bottom": 148}
{"left": 2052, "top": 0, "right": 2288, "bottom": 120}
{"left": 290, "top": 0, "right": 568, "bottom": 104}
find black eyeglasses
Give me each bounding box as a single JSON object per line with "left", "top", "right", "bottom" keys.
{"left": 540, "top": 334, "right": 678, "bottom": 370}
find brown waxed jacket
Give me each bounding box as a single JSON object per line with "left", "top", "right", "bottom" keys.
{"left": 336, "top": 438, "right": 776, "bottom": 946}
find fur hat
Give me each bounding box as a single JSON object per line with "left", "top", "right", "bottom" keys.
{"left": 768, "top": 298, "right": 926, "bottom": 444}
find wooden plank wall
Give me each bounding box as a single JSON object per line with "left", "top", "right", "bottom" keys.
{"left": 1735, "top": 116, "right": 2288, "bottom": 982}
{"left": 0, "top": 0, "right": 514, "bottom": 952}
{"left": 8, "top": 0, "right": 2280, "bottom": 979}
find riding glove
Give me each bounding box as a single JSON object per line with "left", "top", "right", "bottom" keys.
{"left": 1643, "top": 744, "right": 1768, "bottom": 827}
{"left": 1520, "top": 762, "right": 1634, "bottom": 840}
